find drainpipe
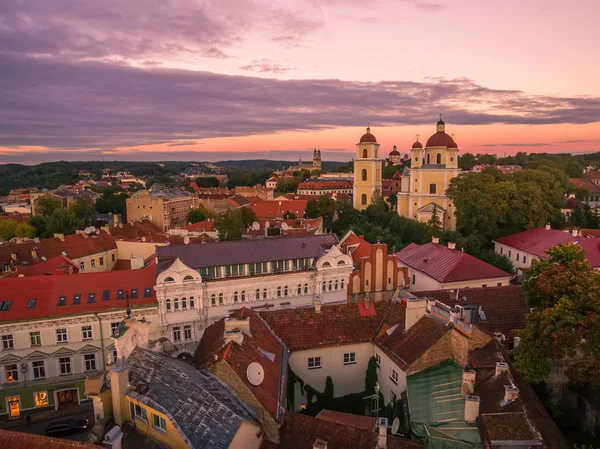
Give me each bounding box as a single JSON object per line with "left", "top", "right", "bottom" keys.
{"left": 93, "top": 313, "right": 107, "bottom": 380}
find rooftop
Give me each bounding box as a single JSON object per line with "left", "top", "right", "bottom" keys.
{"left": 0, "top": 429, "right": 102, "bottom": 449}
{"left": 249, "top": 200, "right": 309, "bottom": 219}
{"left": 395, "top": 242, "right": 511, "bottom": 283}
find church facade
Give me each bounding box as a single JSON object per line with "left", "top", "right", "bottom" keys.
{"left": 396, "top": 119, "right": 460, "bottom": 230}
{"left": 287, "top": 149, "right": 322, "bottom": 172}
{"left": 352, "top": 127, "right": 383, "bottom": 210}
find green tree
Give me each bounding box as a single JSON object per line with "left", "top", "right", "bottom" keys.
{"left": 47, "top": 208, "right": 77, "bottom": 235}
{"left": 427, "top": 205, "right": 442, "bottom": 231}
{"left": 365, "top": 356, "right": 378, "bottom": 395}
{"left": 387, "top": 192, "right": 397, "bottom": 210}
{"left": 515, "top": 244, "right": 600, "bottom": 384}
{"left": 275, "top": 178, "right": 300, "bottom": 194}
{"left": 70, "top": 195, "right": 97, "bottom": 228}
{"left": 305, "top": 199, "right": 320, "bottom": 219}
{"left": 458, "top": 153, "right": 477, "bottom": 170}
{"left": 216, "top": 209, "right": 247, "bottom": 241}
{"left": 29, "top": 215, "right": 49, "bottom": 238}
{"left": 239, "top": 207, "right": 257, "bottom": 227}
{"left": 0, "top": 220, "right": 18, "bottom": 241}
{"left": 36, "top": 195, "right": 62, "bottom": 217}
{"left": 194, "top": 177, "right": 220, "bottom": 188}
{"left": 282, "top": 211, "right": 297, "bottom": 219}
{"left": 305, "top": 195, "right": 336, "bottom": 225}
{"left": 187, "top": 208, "right": 208, "bottom": 224}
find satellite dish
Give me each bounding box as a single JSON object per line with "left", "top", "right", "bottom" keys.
{"left": 184, "top": 236, "right": 190, "bottom": 245}
{"left": 84, "top": 227, "right": 91, "bottom": 234}
{"left": 251, "top": 221, "right": 260, "bottom": 231}
{"left": 90, "top": 226, "right": 96, "bottom": 232}
{"left": 264, "top": 221, "right": 270, "bottom": 229}
{"left": 391, "top": 418, "right": 400, "bottom": 435}
{"left": 96, "top": 229, "right": 100, "bottom": 235}
{"left": 281, "top": 222, "right": 288, "bottom": 230}
{"left": 141, "top": 236, "right": 146, "bottom": 242}
{"left": 246, "top": 362, "right": 265, "bottom": 386}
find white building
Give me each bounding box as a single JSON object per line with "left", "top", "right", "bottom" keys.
{"left": 154, "top": 235, "right": 353, "bottom": 356}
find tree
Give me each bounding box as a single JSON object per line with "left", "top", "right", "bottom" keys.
{"left": 427, "top": 205, "right": 442, "bottom": 230}
{"left": 239, "top": 207, "right": 257, "bottom": 227}
{"left": 458, "top": 153, "right": 477, "bottom": 170}
{"left": 387, "top": 192, "right": 397, "bottom": 210}
{"left": 515, "top": 244, "right": 600, "bottom": 384}
{"left": 365, "top": 356, "right": 378, "bottom": 395}
{"left": 36, "top": 195, "right": 62, "bottom": 217}
{"left": 187, "top": 208, "right": 208, "bottom": 224}
{"left": 29, "top": 215, "right": 49, "bottom": 238}
{"left": 305, "top": 199, "right": 321, "bottom": 219}
{"left": 0, "top": 220, "right": 18, "bottom": 241}
{"left": 282, "top": 211, "right": 297, "bottom": 219}
{"left": 275, "top": 178, "right": 300, "bottom": 194}
{"left": 216, "top": 209, "right": 248, "bottom": 241}
{"left": 70, "top": 195, "right": 97, "bottom": 228}
{"left": 194, "top": 177, "right": 220, "bottom": 188}
{"left": 305, "top": 196, "right": 336, "bottom": 226}
{"left": 47, "top": 208, "right": 77, "bottom": 235}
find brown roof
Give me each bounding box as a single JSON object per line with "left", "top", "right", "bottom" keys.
{"left": 475, "top": 370, "right": 524, "bottom": 414}
{"left": 258, "top": 302, "right": 388, "bottom": 351}
{"left": 0, "top": 429, "right": 102, "bottom": 449}
{"left": 273, "top": 412, "right": 422, "bottom": 449}
{"left": 249, "top": 200, "right": 308, "bottom": 219}
{"left": 569, "top": 178, "right": 600, "bottom": 193}
{"left": 359, "top": 128, "right": 377, "bottom": 143}
{"left": 412, "top": 286, "right": 528, "bottom": 341}
{"left": 108, "top": 220, "right": 165, "bottom": 242}
{"left": 316, "top": 410, "right": 376, "bottom": 431}
{"left": 478, "top": 414, "right": 539, "bottom": 444}
{"left": 425, "top": 131, "right": 457, "bottom": 148}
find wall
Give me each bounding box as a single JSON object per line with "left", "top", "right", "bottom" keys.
{"left": 374, "top": 347, "right": 408, "bottom": 407}
{"left": 289, "top": 342, "right": 372, "bottom": 411}
{"left": 493, "top": 242, "right": 535, "bottom": 273}
{"left": 127, "top": 397, "right": 189, "bottom": 449}
{"left": 404, "top": 266, "right": 511, "bottom": 291}
{"left": 116, "top": 240, "right": 162, "bottom": 260}
{"left": 229, "top": 420, "right": 264, "bottom": 449}
{"left": 126, "top": 191, "right": 166, "bottom": 231}
{"left": 72, "top": 248, "right": 117, "bottom": 273}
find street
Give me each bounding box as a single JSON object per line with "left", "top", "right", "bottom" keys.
{"left": 1, "top": 408, "right": 95, "bottom": 443}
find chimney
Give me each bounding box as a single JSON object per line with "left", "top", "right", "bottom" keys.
{"left": 432, "top": 236, "right": 440, "bottom": 244}
{"left": 313, "top": 439, "right": 327, "bottom": 449}
{"left": 109, "top": 362, "right": 130, "bottom": 426}
{"left": 495, "top": 362, "right": 509, "bottom": 377}
{"left": 447, "top": 241, "right": 456, "bottom": 250}
{"left": 545, "top": 223, "right": 551, "bottom": 231}
{"left": 464, "top": 395, "right": 480, "bottom": 423}
{"left": 224, "top": 317, "right": 251, "bottom": 337}
{"left": 314, "top": 297, "right": 322, "bottom": 313}
{"left": 568, "top": 193, "right": 576, "bottom": 199}
{"left": 402, "top": 294, "right": 428, "bottom": 331}
{"left": 377, "top": 417, "right": 388, "bottom": 449}
{"left": 364, "top": 294, "right": 370, "bottom": 310}
{"left": 54, "top": 233, "right": 65, "bottom": 241}
{"left": 461, "top": 369, "right": 476, "bottom": 397}
{"left": 572, "top": 228, "right": 578, "bottom": 237}
{"left": 504, "top": 385, "right": 519, "bottom": 403}
{"left": 33, "top": 237, "right": 40, "bottom": 243}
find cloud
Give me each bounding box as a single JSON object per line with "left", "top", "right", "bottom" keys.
{"left": 0, "top": 54, "right": 599, "bottom": 153}
{"left": 415, "top": 2, "right": 446, "bottom": 12}
{"left": 240, "top": 59, "right": 295, "bottom": 74}
{"left": 480, "top": 139, "right": 600, "bottom": 148}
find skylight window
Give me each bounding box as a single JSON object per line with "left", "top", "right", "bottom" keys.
{"left": 144, "top": 288, "right": 152, "bottom": 298}
{"left": 73, "top": 294, "right": 81, "bottom": 305}
{"left": 27, "top": 299, "right": 36, "bottom": 309}
{"left": 57, "top": 296, "right": 67, "bottom": 306}
{"left": 61, "top": 251, "right": 67, "bottom": 256}
{"left": 117, "top": 289, "right": 125, "bottom": 300}
{"left": 0, "top": 301, "right": 12, "bottom": 311}
{"left": 131, "top": 289, "right": 138, "bottom": 299}
{"left": 102, "top": 290, "right": 110, "bottom": 301}
{"left": 88, "top": 293, "right": 95, "bottom": 303}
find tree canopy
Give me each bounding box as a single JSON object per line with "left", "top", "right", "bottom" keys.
{"left": 0, "top": 220, "right": 36, "bottom": 241}
{"left": 215, "top": 207, "right": 257, "bottom": 241}
{"left": 187, "top": 208, "right": 208, "bottom": 224}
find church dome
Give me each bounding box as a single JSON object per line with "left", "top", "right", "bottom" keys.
{"left": 389, "top": 145, "right": 400, "bottom": 156}
{"left": 360, "top": 127, "right": 377, "bottom": 143}
{"left": 412, "top": 141, "right": 423, "bottom": 149}
{"left": 425, "top": 132, "right": 457, "bottom": 148}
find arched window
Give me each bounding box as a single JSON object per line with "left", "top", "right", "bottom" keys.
{"left": 241, "top": 290, "right": 246, "bottom": 302}
{"left": 263, "top": 288, "right": 268, "bottom": 300}
{"left": 284, "top": 286, "right": 289, "bottom": 296}
{"left": 190, "top": 297, "right": 195, "bottom": 308}
{"left": 164, "top": 277, "right": 175, "bottom": 283}
{"left": 363, "top": 149, "right": 368, "bottom": 158}
{"left": 174, "top": 298, "right": 179, "bottom": 310}
{"left": 233, "top": 292, "right": 239, "bottom": 303}
{"left": 277, "top": 287, "right": 282, "bottom": 298}
{"left": 341, "top": 279, "right": 345, "bottom": 289}
{"left": 219, "top": 293, "right": 224, "bottom": 305}
{"left": 181, "top": 297, "right": 187, "bottom": 309}
{"left": 322, "top": 262, "right": 331, "bottom": 268}
{"left": 297, "top": 284, "right": 302, "bottom": 295}
{"left": 166, "top": 299, "right": 171, "bottom": 311}
{"left": 211, "top": 294, "right": 216, "bottom": 306}
{"left": 436, "top": 153, "right": 441, "bottom": 164}
{"left": 328, "top": 280, "right": 333, "bottom": 291}
{"left": 337, "top": 260, "right": 345, "bottom": 266}
{"left": 183, "top": 275, "right": 194, "bottom": 281}
{"left": 361, "top": 169, "right": 367, "bottom": 181}
{"left": 429, "top": 183, "right": 437, "bottom": 194}
{"left": 426, "top": 154, "right": 430, "bottom": 164}
{"left": 304, "top": 283, "right": 309, "bottom": 294}
{"left": 335, "top": 280, "right": 339, "bottom": 290}
{"left": 361, "top": 194, "right": 367, "bottom": 205}
{"left": 256, "top": 289, "right": 260, "bottom": 301}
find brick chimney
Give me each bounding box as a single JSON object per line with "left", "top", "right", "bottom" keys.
{"left": 495, "top": 362, "right": 509, "bottom": 377}
{"left": 447, "top": 242, "right": 456, "bottom": 250}
{"left": 377, "top": 417, "right": 388, "bottom": 449}
{"left": 545, "top": 223, "right": 551, "bottom": 230}
{"left": 504, "top": 385, "right": 519, "bottom": 403}
{"left": 432, "top": 236, "right": 440, "bottom": 244}
{"left": 464, "top": 395, "right": 480, "bottom": 422}
{"left": 572, "top": 228, "right": 578, "bottom": 237}
{"left": 109, "top": 362, "right": 130, "bottom": 426}
{"left": 401, "top": 294, "right": 427, "bottom": 331}
{"left": 461, "top": 369, "right": 476, "bottom": 397}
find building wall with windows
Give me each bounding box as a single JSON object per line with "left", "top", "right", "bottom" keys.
{"left": 406, "top": 268, "right": 511, "bottom": 292}
{"left": 126, "top": 397, "right": 189, "bottom": 449}
{"left": 372, "top": 348, "right": 408, "bottom": 410}
{"left": 353, "top": 127, "right": 383, "bottom": 211}
{"left": 72, "top": 249, "right": 117, "bottom": 273}
{"left": 493, "top": 242, "right": 534, "bottom": 273}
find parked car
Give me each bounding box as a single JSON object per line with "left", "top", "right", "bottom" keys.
{"left": 44, "top": 418, "right": 90, "bottom": 437}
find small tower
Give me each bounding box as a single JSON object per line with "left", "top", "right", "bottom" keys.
{"left": 353, "top": 126, "right": 383, "bottom": 210}
{"left": 313, "top": 148, "right": 322, "bottom": 170}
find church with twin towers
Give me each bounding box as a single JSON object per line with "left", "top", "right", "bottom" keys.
{"left": 352, "top": 118, "right": 460, "bottom": 231}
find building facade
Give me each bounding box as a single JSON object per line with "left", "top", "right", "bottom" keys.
{"left": 353, "top": 127, "right": 383, "bottom": 210}
{"left": 397, "top": 119, "right": 460, "bottom": 230}
{"left": 126, "top": 187, "right": 198, "bottom": 231}
{"left": 296, "top": 180, "right": 353, "bottom": 196}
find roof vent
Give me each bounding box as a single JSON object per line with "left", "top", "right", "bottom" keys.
{"left": 313, "top": 440, "right": 327, "bottom": 449}
{"left": 495, "top": 362, "right": 509, "bottom": 377}
{"left": 246, "top": 362, "right": 265, "bottom": 386}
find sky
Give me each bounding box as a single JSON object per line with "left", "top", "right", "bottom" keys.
{"left": 0, "top": 0, "right": 599, "bottom": 164}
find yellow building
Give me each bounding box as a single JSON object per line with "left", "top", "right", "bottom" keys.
{"left": 397, "top": 118, "right": 460, "bottom": 230}
{"left": 353, "top": 127, "right": 383, "bottom": 210}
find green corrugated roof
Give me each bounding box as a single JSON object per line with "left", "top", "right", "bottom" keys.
{"left": 407, "top": 360, "right": 483, "bottom": 449}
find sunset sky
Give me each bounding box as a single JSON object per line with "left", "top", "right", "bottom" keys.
{"left": 1, "top": 0, "right": 599, "bottom": 164}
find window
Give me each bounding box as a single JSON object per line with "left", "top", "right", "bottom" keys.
{"left": 211, "top": 294, "right": 216, "bottom": 306}
{"left": 429, "top": 183, "right": 436, "bottom": 194}
{"left": 516, "top": 253, "right": 520, "bottom": 262}
{"left": 361, "top": 169, "right": 367, "bottom": 181}
{"left": 233, "top": 292, "right": 239, "bottom": 303}
{"left": 4, "top": 364, "right": 18, "bottom": 382}
{"left": 56, "top": 328, "right": 68, "bottom": 343}
{"left": 482, "top": 284, "right": 487, "bottom": 288}
{"left": 164, "top": 277, "right": 175, "bottom": 283}
{"left": 219, "top": 293, "right": 224, "bottom": 305}
{"left": 130, "top": 402, "right": 147, "bottom": 421}
{"left": 322, "top": 281, "right": 326, "bottom": 292}
{"left": 173, "top": 327, "right": 181, "bottom": 342}
{"left": 308, "top": 357, "right": 321, "bottom": 370}
{"left": 99, "top": 257, "right": 104, "bottom": 266}
{"left": 58, "top": 296, "right": 67, "bottom": 306}
{"left": 328, "top": 280, "right": 332, "bottom": 291}
{"left": 256, "top": 289, "right": 261, "bottom": 301}
{"left": 343, "top": 353, "right": 356, "bottom": 365}
{"left": 2, "top": 335, "right": 14, "bottom": 350}
{"left": 181, "top": 297, "right": 187, "bottom": 309}
{"left": 375, "top": 353, "right": 381, "bottom": 367}
{"left": 184, "top": 325, "right": 192, "bottom": 340}
{"left": 111, "top": 322, "right": 120, "bottom": 336}
{"left": 241, "top": 291, "right": 246, "bottom": 302}
{"left": 30, "top": 331, "right": 41, "bottom": 346}
{"left": 363, "top": 149, "right": 368, "bottom": 158}
{"left": 523, "top": 256, "right": 527, "bottom": 264}
{"left": 335, "top": 279, "right": 340, "bottom": 290}
{"left": 59, "top": 357, "right": 72, "bottom": 375}
{"left": 102, "top": 290, "right": 110, "bottom": 301}
{"left": 166, "top": 298, "right": 172, "bottom": 311}
{"left": 144, "top": 288, "right": 152, "bottom": 298}
{"left": 500, "top": 247, "right": 503, "bottom": 255}
{"left": 508, "top": 250, "right": 512, "bottom": 258}
{"left": 497, "top": 282, "right": 502, "bottom": 287}
{"left": 112, "top": 254, "right": 116, "bottom": 263}
{"left": 35, "top": 391, "right": 48, "bottom": 407}
{"left": 79, "top": 261, "right": 85, "bottom": 270}
{"left": 174, "top": 298, "right": 179, "bottom": 310}
{"left": 82, "top": 326, "right": 93, "bottom": 340}
{"left": 361, "top": 194, "right": 367, "bottom": 205}
{"left": 152, "top": 413, "right": 167, "bottom": 432}
{"left": 277, "top": 287, "right": 282, "bottom": 298}
{"left": 283, "top": 286, "right": 288, "bottom": 297}
{"left": 263, "top": 289, "right": 268, "bottom": 300}
{"left": 87, "top": 293, "right": 95, "bottom": 303}
{"left": 27, "top": 299, "right": 37, "bottom": 309}
{"left": 189, "top": 297, "right": 195, "bottom": 308}
{"left": 131, "top": 289, "right": 138, "bottom": 299}
{"left": 117, "top": 289, "right": 125, "bottom": 300}
{"left": 183, "top": 275, "right": 194, "bottom": 281}
{"left": 91, "top": 259, "right": 96, "bottom": 268}
{"left": 436, "top": 153, "right": 441, "bottom": 164}
{"left": 84, "top": 354, "right": 97, "bottom": 372}
{"left": 304, "top": 283, "right": 309, "bottom": 294}
{"left": 341, "top": 279, "right": 345, "bottom": 289}
{"left": 390, "top": 368, "right": 399, "bottom": 385}
{"left": 412, "top": 274, "right": 416, "bottom": 285}
{"left": 33, "top": 361, "right": 46, "bottom": 379}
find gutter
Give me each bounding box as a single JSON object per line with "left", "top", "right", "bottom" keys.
{"left": 93, "top": 312, "right": 107, "bottom": 381}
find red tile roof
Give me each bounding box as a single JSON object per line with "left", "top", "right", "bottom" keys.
{"left": 569, "top": 178, "right": 600, "bottom": 193}
{"left": 581, "top": 228, "right": 600, "bottom": 238}
{"left": 412, "top": 286, "right": 528, "bottom": 341}
{"left": 585, "top": 169, "right": 600, "bottom": 180}
{"left": 249, "top": 200, "right": 308, "bottom": 219}
{"left": 108, "top": 220, "right": 166, "bottom": 243}
{"left": 7, "top": 255, "right": 79, "bottom": 277}
{"left": 258, "top": 302, "right": 388, "bottom": 351}
{"left": 0, "top": 231, "right": 117, "bottom": 267}
{"left": 341, "top": 231, "right": 373, "bottom": 264}
{"left": 315, "top": 410, "right": 376, "bottom": 431}
{"left": 185, "top": 219, "right": 217, "bottom": 233}
{"left": 0, "top": 429, "right": 102, "bottom": 449}
{"left": 297, "top": 180, "right": 352, "bottom": 190}
{"left": 395, "top": 243, "right": 511, "bottom": 283}
{"left": 0, "top": 261, "right": 157, "bottom": 322}
{"left": 563, "top": 196, "right": 586, "bottom": 209}
{"left": 194, "top": 308, "right": 286, "bottom": 421}
{"left": 495, "top": 228, "right": 588, "bottom": 259}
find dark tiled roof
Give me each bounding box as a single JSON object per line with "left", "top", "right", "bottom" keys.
{"left": 258, "top": 302, "right": 388, "bottom": 351}
{"left": 475, "top": 370, "right": 524, "bottom": 415}
{"left": 412, "top": 286, "right": 528, "bottom": 340}
{"left": 316, "top": 410, "right": 376, "bottom": 431}
{"left": 0, "top": 430, "right": 102, "bottom": 449}
{"left": 127, "top": 347, "right": 258, "bottom": 449}
{"left": 478, "top": 414, "right": 538, "bottom": 443}
{"left": 156, "top": 234, "right": 338, "bottom": 270}
{"left": 395, "top": 243, "right": 511, "bottom": 283}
